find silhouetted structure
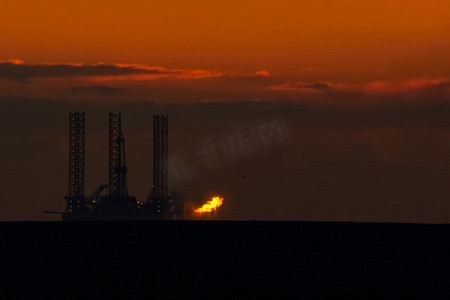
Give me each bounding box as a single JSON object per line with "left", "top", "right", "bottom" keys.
{"left": 108, "top": 113, "right": 129, "bottom": 198}
{"left": 148, "top": 115, "right": 169, "bottom": 219}
{"left": 64, "top": 112, "right": 86, "bottom": 214}
{"left": 95, "top": 112, "right": 138, "bottom": 218}
{"left": 62, "top": 112, "right": 172, "bottom": 221}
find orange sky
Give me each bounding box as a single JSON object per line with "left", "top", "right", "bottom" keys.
{"left": 2, "top": 1, "right": 450, "bottom": 222}
{"left": 1, "top": 0, "right": 449, "bottom": 82}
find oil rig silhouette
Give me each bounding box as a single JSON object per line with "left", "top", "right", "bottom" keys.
{"left": 62, "top": 112, "right": 170, "bottom": 221}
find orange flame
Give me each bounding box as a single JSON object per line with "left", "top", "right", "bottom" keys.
{"left": 195, "top": 196, "right": 224, "bottom": 213}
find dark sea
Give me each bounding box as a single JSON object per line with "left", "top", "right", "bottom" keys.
{"left": 1, "top": 221, "right": 450, "bottom": 299}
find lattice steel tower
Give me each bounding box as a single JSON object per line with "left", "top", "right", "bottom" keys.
{"left": 152, "top": 115, "right": 168, "bottom": 218}
{"left": 109, "top": 113, "right": 129, "bottom": 198}
{"left": 65, "top": 112, "right": 85, "bottom": 213}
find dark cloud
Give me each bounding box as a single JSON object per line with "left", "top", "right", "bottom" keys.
{"left": 304, "top": 83, "right": 330, "bottom": 90}
{"left": 290, "top": 82, "right": 331, "bottom": 91}
{"left": 69, "top": 86, "right": 127, "bottom": 95}
{"left": 270, "top": 82, "right": 331, "bottom": 92}
{"left": 271, "top": 79, "right": 450, "bottom": 97}
{"left": 0, "top": 61, "right": 163, "bottom": 81}
{"left": 0, "top": 61, "right": 266, "bottom": 86}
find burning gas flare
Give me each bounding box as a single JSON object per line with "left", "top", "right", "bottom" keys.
{"left": 195, "top": 196, "right": 224, "bottom": 213}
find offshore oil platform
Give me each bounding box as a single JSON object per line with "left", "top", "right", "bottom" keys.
{"left": 62, "top": 112, "right": 170, "bottom": 221}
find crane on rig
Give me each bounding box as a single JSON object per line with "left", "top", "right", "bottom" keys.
{"left": 86, "top": 184, "right": 108, "bottom": 205}
{"left": 44, "top": 185, "right": 108, "bottom": 215}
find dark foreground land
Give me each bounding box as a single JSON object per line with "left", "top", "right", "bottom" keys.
{"left": 1, "top": 221, "right": 450, "bottom": 299}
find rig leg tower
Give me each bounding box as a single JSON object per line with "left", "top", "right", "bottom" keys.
{"left": 149, "top": 115, "right": 169, "bottom": 219}
{"left": 64, "top": 112, "right": 86, "bottom": 217}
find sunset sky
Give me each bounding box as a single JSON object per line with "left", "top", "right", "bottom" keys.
{"left": 1, "top": 0, "right": 450, "bottom": 221}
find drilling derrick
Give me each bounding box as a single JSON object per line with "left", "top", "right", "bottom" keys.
{"left": 108, "top": 113, "right": 129, "bottom": 198}
{"left": 150, "top": 115, "right": 169, "bottom": 219}
{"left": 64, "top": 112, "right": 86, "bottom": 216}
